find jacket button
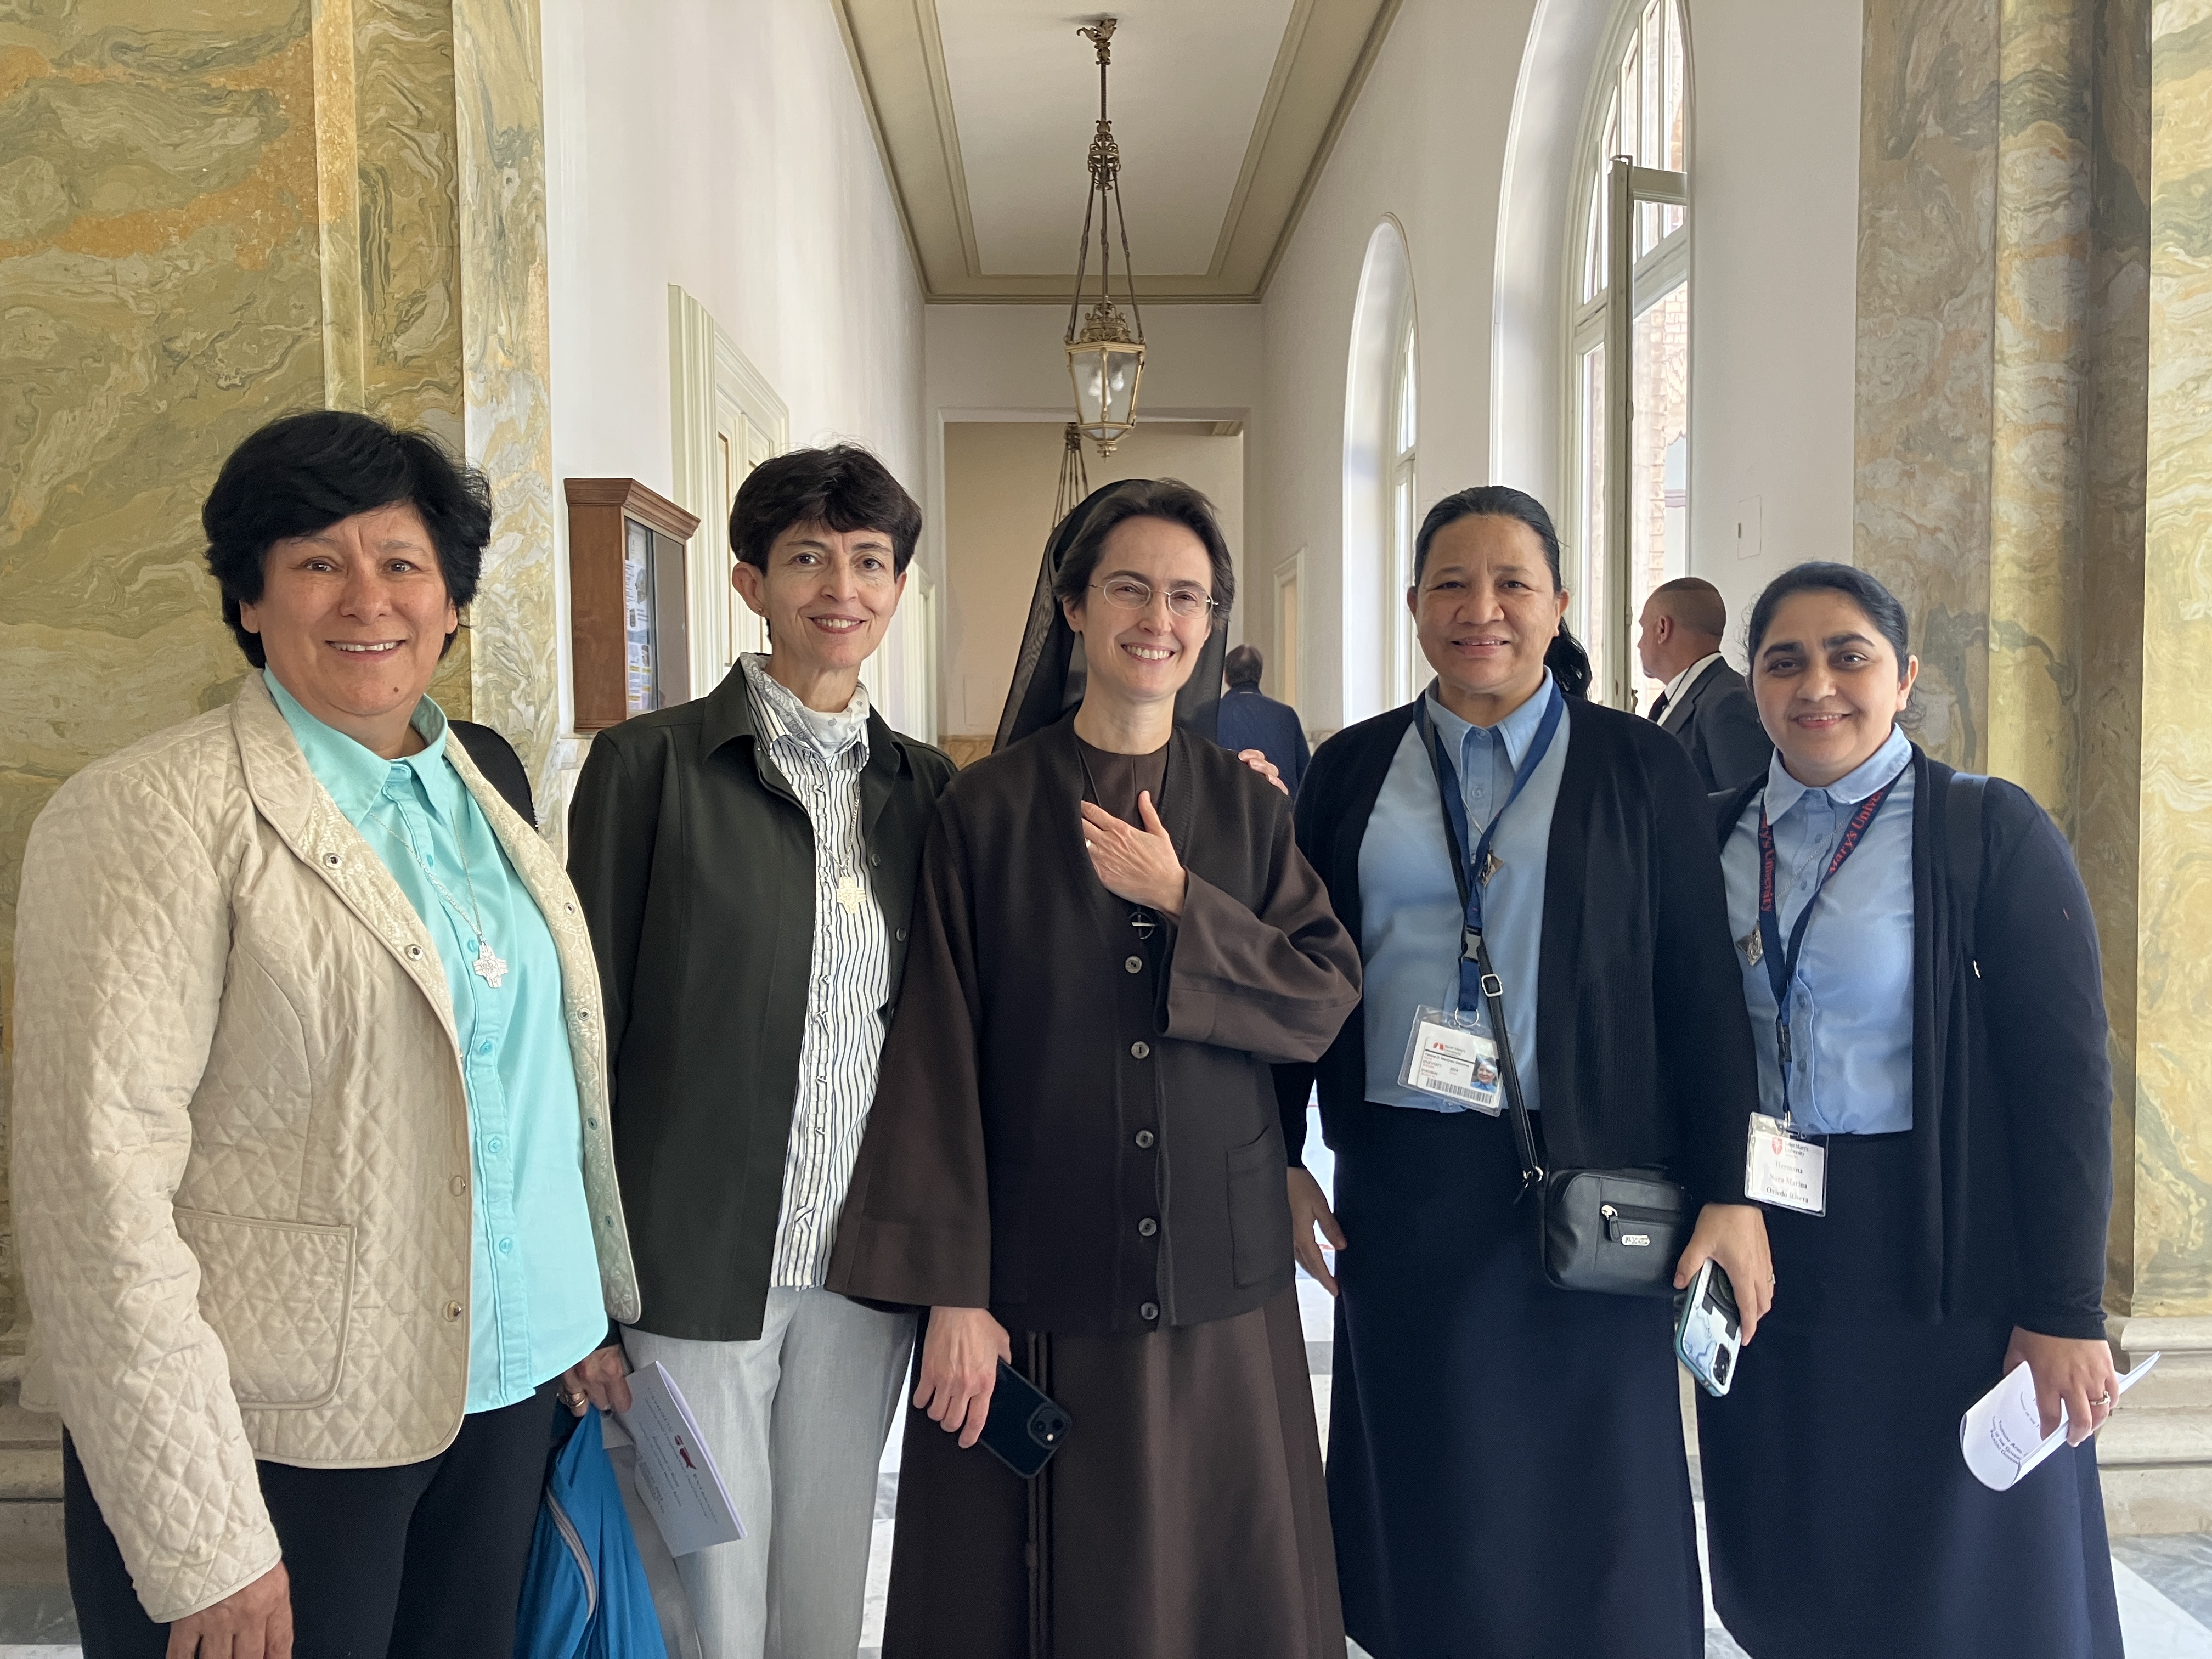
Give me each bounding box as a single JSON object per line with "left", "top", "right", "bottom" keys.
{"left": 1134, "top": 1130, "right": 1155, "bottom": 1149}
{"left": 1125, "top": 956, "right": 1143, "bottom": 974}
{"left": 1138, "top": 1217, "right": 1158, "bottom": 1237}
{"left": 1130, "top": 1041, "right": 1150, "bottom": 1059}
{"left": 449, "top": 1176, "right": 466, "bottom": 1196}
{"left": 1139, "top": 1301, "right": 1160, "bottom": 1322}
{"left": 442, "top": 1300, "right": 463, "bottom": 1322}
{"left": 407, "top": 944, "right": 425, "bottom": 961}
{"left": 323, "top": 852, "right": 342, "bottom": 868}
{"left": 896, "top": 928, "right": 908, "bottom": 943}
{"left": 870, "top": 853, "right": 881, "bottom": 867}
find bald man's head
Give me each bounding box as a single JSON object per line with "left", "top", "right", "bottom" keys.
{"left": 1636, "top": 577, "right": 1728, "bottom": 684}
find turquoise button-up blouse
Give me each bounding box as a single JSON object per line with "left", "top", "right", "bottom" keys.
{"left": 266, "top": 672, "right": 607, "bottom": 1410}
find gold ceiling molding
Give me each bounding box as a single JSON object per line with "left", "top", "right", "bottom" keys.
{"left": 833, "top": 0, "right": 1402, "bottom": 304}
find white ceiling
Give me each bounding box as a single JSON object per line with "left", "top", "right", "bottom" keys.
{"left": 937, "top": 0, "right": 1300, "bottom": 278}
{"left": 836, "top": 0, "right": 1403, "bottom": 302}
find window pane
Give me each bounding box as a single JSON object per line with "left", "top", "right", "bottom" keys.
{"left": 1630, "top": 279, "right": 1690, "bottom": 712}
{"left": 1663, "top": 0, "right": 1686, "bottom": 235}
{"left": 1392, "top": 465, "right": 1418, "bottom": 702}
{"left": 1584, "top": 166, "right": 1607, "bottom": 302}
{"left": 1397, "top": 330, "right": 1418, "bottom": 453}
{"left": 1578, "top": 342, "right": 1606, "bottom": 680}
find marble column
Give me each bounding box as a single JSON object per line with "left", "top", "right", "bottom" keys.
{"left": 1854, "top": 0, "right": 2212, "bottom": 1532}
{"left": 0, "top": 0, "right": 555, "bottom": 1336}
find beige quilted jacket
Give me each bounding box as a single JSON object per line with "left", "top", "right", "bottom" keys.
{"left": 11, "top": 673, "right": 639, "bottom": 1623}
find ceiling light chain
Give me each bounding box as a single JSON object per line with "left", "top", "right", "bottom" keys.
{"left": 1064, "top": 15, "right": 1147, "bottom": 458}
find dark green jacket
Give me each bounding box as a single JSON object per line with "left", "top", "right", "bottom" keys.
{"left": 567, "top": 667, "right": 958, "bottom": 1340}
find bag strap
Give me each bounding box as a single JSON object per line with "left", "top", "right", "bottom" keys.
{"left": 1472, "top": 932, "right": 1545, "bottom": 1192}
{"left": 1946, "top": 771, "right": 1988, "bottom": 961}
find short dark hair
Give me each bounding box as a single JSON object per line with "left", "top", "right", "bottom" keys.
{"left": 1224, "top": 644, "right": 1263, "bottom": 686}
{"left": 1745, "top": 562, "right": 1911, "bottom": 682}
{"left": 1051, "top": 478, "right": 1236, "bottom": 620}
{"left": 729, "top": 444, "right": 922, "bottom": 575}
{"left": 202, "top": 410, "right": 492, "bottom": 669}
{"left": 1412, "top": 484, "right": 1564, "bottom": 591}
{"left": 1650, "top": 575, "right": 1727, "bottom": 638}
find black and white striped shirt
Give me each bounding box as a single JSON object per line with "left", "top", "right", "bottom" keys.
{"left": 740, "top": 656, "right": 893, "bottom": 1290}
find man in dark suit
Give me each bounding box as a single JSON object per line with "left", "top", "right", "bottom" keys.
{"left": 1216, "top": 643, "right": 1312, "bottom": 796}
{"left": 1635, "top": 577, "right": 1772, "bottom": 792}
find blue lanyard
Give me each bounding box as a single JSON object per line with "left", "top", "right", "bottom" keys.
{"left": 1417, "top": 681, "right": 1566, "bottom": 1009}
{"left": 1755, "top": 779, "right": 1897, "bottom": 1116}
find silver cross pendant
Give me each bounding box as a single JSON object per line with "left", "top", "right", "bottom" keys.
{"left": 472, "top": 939, "right": 510, "bottom": 989}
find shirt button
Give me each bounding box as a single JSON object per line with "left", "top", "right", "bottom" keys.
{"left": 496, "top": 1237, "right": 514, "bottom": 1254}
{"left": 486, "top": 1136, "right": 504, "bottom": 1155}
{"left": 1125, "top": 956, "right": 1143, "bottom": 974}
{"left": 1138, "top": 1217, "right": 1158, "bottom": 1238}
{"left": 1130, "top": 1041, "right": 1150, "bottom": 1059}
{"left": 442, "top": 1300, "right": 464, "bottom": 1322}
{"left": 1139, "top": 1301, "right": 1160, "bottom": 1322}
{"left": 477, "top": 1038, "right": 495, "bottom": 1056}
{"left": 1134, "top": 1130, "right": 1155, "bottom": 1149}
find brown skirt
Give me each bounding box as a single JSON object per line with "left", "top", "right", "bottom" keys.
{"left": 881, "top": 1287, "right": 1342, "bottom": 1659}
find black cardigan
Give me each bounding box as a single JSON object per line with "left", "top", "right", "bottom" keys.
{"left": 1714, "top": 749, "right": 2112, "bottom": 1339}
{"left": 1274, "top": 695, "right": 1760, "bottom": 1205}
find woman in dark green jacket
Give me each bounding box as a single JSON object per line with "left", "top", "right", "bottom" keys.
{"left": 566, "top": 444, "right": 956, "bottom": 1657}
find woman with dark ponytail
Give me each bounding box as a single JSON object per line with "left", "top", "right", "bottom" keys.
{"left": 1698, "top": 561, "right": 2121, "bottom": 1658}
{"left": 1274, "top": 484, "right": 1769, "bottom": 1656}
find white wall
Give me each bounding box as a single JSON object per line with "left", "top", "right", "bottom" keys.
{"left": 541, "top": 0, "right": 927, "bottom": 730}
{"left": 1254, "top": 0, "right": 1543, "bottom": 730}
{"left": 1683, "top": 0, "right": 1864, "bottom": 647}
{"left": 1254, "top": 0, "right": 1867, "bottom": 724}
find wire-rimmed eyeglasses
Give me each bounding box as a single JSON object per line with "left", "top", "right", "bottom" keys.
{"left": 1090, "top": 577, "right": 1219, "bottom": 619}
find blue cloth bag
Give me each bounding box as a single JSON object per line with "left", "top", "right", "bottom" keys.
{"left": 515, "top": 1407, "right": 669, "bottom": 1659}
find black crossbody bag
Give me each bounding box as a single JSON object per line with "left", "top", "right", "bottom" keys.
{"left": 1419, "top": 697, "right": 1690, "bottom": 1297}
{"left": 1469, "top": 929, "right": 1691, "bottom": 1297}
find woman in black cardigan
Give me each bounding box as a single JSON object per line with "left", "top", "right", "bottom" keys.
{"left": 1697, "top": 562, "right": 2120, "bottom": 1658}
{"left": 1275, "top": 486, "right": 1770, "bottom": 1658}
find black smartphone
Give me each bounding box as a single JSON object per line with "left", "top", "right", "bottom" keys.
{"left": 975, "top": 1359, "right": 1072, "bottom": 1479}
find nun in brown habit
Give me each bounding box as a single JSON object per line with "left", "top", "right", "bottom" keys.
{"left": 825, "top": 478, "right": 1361, "bottom": 1659}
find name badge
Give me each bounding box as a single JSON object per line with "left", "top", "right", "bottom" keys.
{"left": 1398, "top": 1005, "right": 1503, "bottom": 1114}
{"left": 1745, "top": 1111, "right": 1826, "bottom": 1215}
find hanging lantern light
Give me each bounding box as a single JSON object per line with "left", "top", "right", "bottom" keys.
{"left": 1064, "top": 17, "right": 1146, "bottom": 458}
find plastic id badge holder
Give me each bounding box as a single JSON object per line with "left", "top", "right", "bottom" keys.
{"left": 1400, "top": 1003, "right": 1503, "bottom": 1114}
{"left": 1745, "top": 1113, "right": 1826, "bottom": 1215}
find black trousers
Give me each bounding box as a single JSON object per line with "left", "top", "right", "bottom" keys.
{"left": 65, "top": 1381, "right": 563, "bottom": 1659}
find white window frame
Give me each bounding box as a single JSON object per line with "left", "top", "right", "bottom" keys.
{"left": 1387, "top": 313, "right": 1420, "bottom": 706}
{"left": 1564, "top": 0, "right": 1692, "bottom": 709}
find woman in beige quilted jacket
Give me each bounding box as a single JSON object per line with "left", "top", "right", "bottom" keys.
{"left": 12, "top": 411, "right": 643, "bottom": 1659}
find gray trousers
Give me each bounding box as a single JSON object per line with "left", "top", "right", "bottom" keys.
{"left": 618, "top": 1289, "right": 915, "bottom": 1659}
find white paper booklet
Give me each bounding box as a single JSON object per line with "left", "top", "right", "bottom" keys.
{"left": 1959, "top": 1351, "right": 2159, "bottom": 1492}
{"left": 613, "top": 1361, "right": 746, "bottom": 1555}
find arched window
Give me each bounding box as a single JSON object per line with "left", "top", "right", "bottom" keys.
{"left": 1568, "top": 0, "right": 1689, "bottom": 710}
{"left": 1388, "top": 309, "right": 1419, "bottom": 704}
{"left": 1344, "top": 219, "right": 1417, "bottom": 723}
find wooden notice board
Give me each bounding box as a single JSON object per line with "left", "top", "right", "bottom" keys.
{"left": 566, "top": 478, "right": 701, "bottom": 731}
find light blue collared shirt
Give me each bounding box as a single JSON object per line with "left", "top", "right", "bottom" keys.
{"left": 1359, "top": 675, "right": 1570, "bottom": 1112}
{"left": 1722, "top": 723, "right": 1916, "bottom": 1136}
{"left": 266, "top": 672, "right": 607, "bottom": 1410}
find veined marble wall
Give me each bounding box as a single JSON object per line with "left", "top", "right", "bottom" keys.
{"left": 1854, "top": 0, "right": 1999, "bottom": 769}
{"left": 2133, "top": 0, "right": 2212, "bottom": 1313}
{"left": 0, "top": 0, "right": 556, "bottom": 1333}
{"left": 1853, "top": 0, "right": 2212, "bottom": 1319}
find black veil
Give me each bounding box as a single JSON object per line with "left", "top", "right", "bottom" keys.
{"left": 992, "top": 479, "right": 1229, "bottom": 753}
